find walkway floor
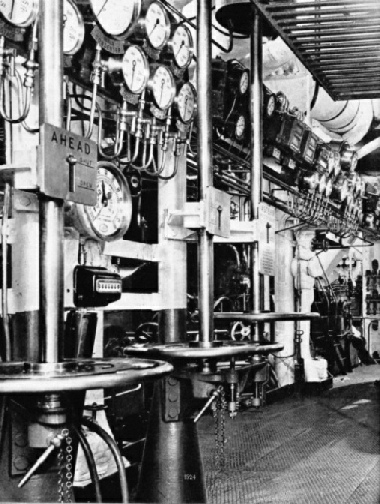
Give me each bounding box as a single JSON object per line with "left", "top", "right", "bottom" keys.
{"left": 198, "top": 364, "right": 380, "bottom": 504}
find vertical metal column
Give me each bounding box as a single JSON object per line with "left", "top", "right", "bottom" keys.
{"left": 197, "top": 0, "right": 214, "bottom": 347}
{"left": 38, "top": 0, "right": 64, "bottom": 363}
{"left": 250, "top": 7, "right": 263, "bottom": 343}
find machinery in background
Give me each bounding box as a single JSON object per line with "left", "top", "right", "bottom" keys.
{"left": 0, "top": 0, "right": 372, "bottom": 503}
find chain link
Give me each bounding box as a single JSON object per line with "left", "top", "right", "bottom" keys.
{"left": 212, "top": 387, "right": 226, "bottom": 472}
{"left": 58, "top": 428, "right": 73, "bottom": 503}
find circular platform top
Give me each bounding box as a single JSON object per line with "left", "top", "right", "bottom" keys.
{"left": 0, "top": 357, "right": 173, "bottom": 394}
{"left": 124, "top": 341, "right": 284, "bottom": 360}
{"left": 214, "top": 311, "right": 320, "bottom": 322}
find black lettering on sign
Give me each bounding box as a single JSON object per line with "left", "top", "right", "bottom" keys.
{"left": 51, "top": 131, "right": 58, "bottom": 143}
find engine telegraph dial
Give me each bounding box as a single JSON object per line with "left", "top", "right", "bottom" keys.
{"left": 70, "top": 162, "right": 132, "bottom": 242}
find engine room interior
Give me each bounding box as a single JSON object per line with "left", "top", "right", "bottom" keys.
{"left": 0, "top": 0, "right": 379, "bottom": 503}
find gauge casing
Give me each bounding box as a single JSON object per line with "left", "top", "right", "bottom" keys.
{"left": 0, "top": 0, "right": 38, "bottom": 27}
{"left": 173, "top": 82, "right": 197, "bottom": 124}
{"left": 148, "top": 65, "right": 176, "bottom": 111}
{"left": 122, "top": 45, "right": 150, "bottom": 95}
{"left": 89, "top": 0, "right": 141, "bottom": 39}
{"left": 64, "top": 0, "right": 85, "bottom": 55}
{"left": 144, "top": 0, "right": 171, "bottom": 51}
{"left": 170, "top": 24, "right": 194, "bottom": 70}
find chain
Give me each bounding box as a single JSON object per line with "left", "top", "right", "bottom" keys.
{"left": 212, "top": 387, "right": 226, "bottom": 472}
{"left": 58, "top": 429, "right": 73, "bottom": 503}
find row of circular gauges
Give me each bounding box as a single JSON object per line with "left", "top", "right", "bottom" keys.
{"left": 0, "top": 0, "right": 193, "bottom": 68}
{"left": 121, "top": 55, "right": 196, "bottom": 121}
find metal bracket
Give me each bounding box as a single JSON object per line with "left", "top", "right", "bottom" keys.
{"left": 163, "top": 376, "right": 181, "bottom": 422}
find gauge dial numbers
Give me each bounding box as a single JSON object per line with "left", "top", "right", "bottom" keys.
{"left": 145, "top": 0, "right": 171, "bottom": 50}
{"left": 84, "top": 163, "right": 132, "bottom": 241}
{"left": 89, "top": 0, "right": 141, "bottom": 38}
{"left": 63, "top": 0, "right": 85, "bottom": 55}
{"left": 149, "top": 65, "right": 176, "bottom": 110}
{"left": 122, "top": 45, "right": 150, "bottom": 95}
{"left": 171, "top": 24, "right": 193, "bottom": 69}
{"left": 174, "top": 82, "right": 196, "bottom": 124}
{"left": 0, "top": 0, "right": 38, "bottom": 27}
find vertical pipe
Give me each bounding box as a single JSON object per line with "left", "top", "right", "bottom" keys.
{"left": 39, "top": 0, "right": 64, "bottom": 363}
{"left": 197, "top": 0, "right": 214, "bottom": 347}
{"left": 251, "top": 7, "right": 263, "bottom": 220}
{"left": 250, "top": 7, "right": 263, "bottom": 342}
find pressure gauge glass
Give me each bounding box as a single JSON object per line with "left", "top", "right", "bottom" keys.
{"left": 145, "top": 1, "right": 171, "bottom": 50}
{"left": 0, "top": 0, "right": 38, "bottom": 27}
{"left": 175, "top": 82, "right": 196, "bottom": 124}
{"left": 265, "top": 93, "right": 276, "bottom": 118}
{"left": 235, "top": 115, "right": 246, "bottom": 140}
{"left": 151, "top": 65, "right": 176, "bottom": 110}
{"left": 172, "top": 24, "right": 193, "bottom": 69}
{"left": 89, "top": 0, "right": 141, "bottom": 37}
{"left": 64, "top": 0, "right": 85, "bottom": 55}
{"left": 85, "top": 163, "right": 132, "bottom": 241}
{"left": 239, "top": 70, "right": 249, "bottom": 95}
{"left": 122, "top": 45, "right": 150, "bottom": 95}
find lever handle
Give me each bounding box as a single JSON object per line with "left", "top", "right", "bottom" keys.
{"left": 18, "top": 433, "right": 66, "bottom": 488}
{"left": 194, "top": 386, "right": 223, "bottom": 423}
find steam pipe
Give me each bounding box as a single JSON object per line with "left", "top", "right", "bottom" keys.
{"left": 38, "top": 0, "right": 64, "bottom": 363}
{"left": 197, "top": 0, "right": 214, "bottom": 347}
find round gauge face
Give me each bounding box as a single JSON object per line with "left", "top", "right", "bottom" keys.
{"left": 122, "top": 45, "right": 150, "bottom": 95}
{"left": 0, "top": 0, "right": 38, "bottom": 27}
{"left": 235, "top": 115, "right": 246, "bottom": 140}
{"left": 89, "top": 0, "right": 140, "bottom": 37}
{"left": 145, "top": 1, "right": 170, "bottom": 50}
{"left": 175, "top": 82, "right": 196, "bottom": 124}
{"left": 85, "top": 164, "right": 132, "bottom": 241}
{"left": 172, "top": 24, "right": 193, "bottom": 69}
{"left": 239, "top": 70, "right": 249, "bottom": 95}
{"left": 265, "top": 94, "right": 276, "bottom": 118}
{"left": 63, "top": 0, "right": 85, "bottom": 55}
{"left": 151, "top": 65, "right": 176, "bottom": 110}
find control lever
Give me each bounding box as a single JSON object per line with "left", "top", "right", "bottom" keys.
{"left": 194, "top": 385, "right": 224, "bottom": 423}
{"left": 18, "top": 430, "right": 69, "bottom": 488}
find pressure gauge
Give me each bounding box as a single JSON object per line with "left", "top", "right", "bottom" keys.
{"left": 174, "top": 82, "right": 196, "bottom": 124}
{"left": 122, "top": 45, "right": 150, "bottom": 95}
{"left": 145, "top": 1, "right": 171, "bottom": 50}
{"left": 263, "top": 89, "right": 276, "bottom": 118}
{"left": 81, "top": 163, "right": 132, "bottom": 241}
{"left": 0, "top": 0, "right": 38, "bottom": 27}
{"left": 235, "top": 114, "right": 246, "bottom": 141}
{"left": 171, "top": 24, "right": 193, "bottom": 69}
{"left": 149, "top": 65, "right": 176, "bottom": 110}
{"left": 239, "top": 70, "right": 249, "bottom": 95}
{"left": 89, "top": 0, "right": 141, "bottom": 38}
{"left": 63, "top": 0, "right": 85, "bottom": 55}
